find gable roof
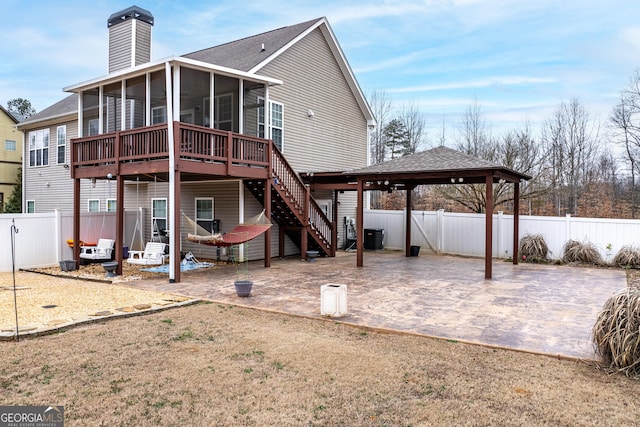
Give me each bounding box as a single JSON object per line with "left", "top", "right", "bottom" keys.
{"left": 0, "top": 105, "right": 19, "bottom": 124}
{"left": 17, "top": 94, "right": 77, "bottom": 128}
{"left": 183, "top": 18, "right": 322, "bottom": 72}
{"left": 183, "top": 17, "right": 375, "bottom": 126}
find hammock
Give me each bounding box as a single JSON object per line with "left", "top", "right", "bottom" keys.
{"left": 183, "top": 210, "right": 272, "bottom": 247}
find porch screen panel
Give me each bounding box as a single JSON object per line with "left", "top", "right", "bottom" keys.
{"left": 180, "top": 68, "right": 210, "bottom": 126}
{"left": 125, "top": 75, "right": 146, "bottom": 130}
{"left": 82, "top": 89, "right": 99, "bottom": 136}
{"left": 103, "top": 82, "right": 122, "bottom": 133}
{"left": 150, "top": 70, "right": 167, "bottom": 125}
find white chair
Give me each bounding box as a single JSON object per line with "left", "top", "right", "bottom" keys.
{"left": 127, "top": 242, "right": 168, "bottom": 265}
{"left": 79, "top": 239, "right": 115, "bottom": 264}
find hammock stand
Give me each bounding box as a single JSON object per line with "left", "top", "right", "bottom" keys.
{"left": 183, "top": 210, "right": 272, "bottom": 247}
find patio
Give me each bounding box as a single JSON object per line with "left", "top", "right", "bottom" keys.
{"left": 125, "top": 250, "right": 627, "bottom": 360}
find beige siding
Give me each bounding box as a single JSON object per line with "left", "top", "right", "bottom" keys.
{"left": 134, "top": 22, "right": 152, "bottom": 66}
{"left": 109, "top": 20, "right": 133, "bottom": 72}
{"left": 258, "top": 28, "right": 369, "bottom": 172}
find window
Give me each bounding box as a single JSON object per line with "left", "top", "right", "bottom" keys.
{"left": 195, "top": 198, "right": 214, "bottom": 233}
{"left": 88, "top": 119, "right": 99, "bottom": 136}
{"left": 26, "top": 200, "right": 35, "bottom": 213}
{"left": 152, "top": 106, "right": 166, "bottom": 125}
{"left": 215, "top": 94, "right": 233, "bottom": 131}
{"left": 258, "top": 99, "right": 284, "bottom": 151}
{"left": 88, "top": 199, "right": 100, "bottom": 212}
{"left": 28, "top": 129, "right": 49, "bottom": 167}
{"left": 106, "top": 199, "right": 117, "bottom": 212}
{"left": 5, "top": 140, "right": 16, "bottom": 151}
{"left": 152, "top": 198, "right": 167, "bottom": 237}
{"left": 57, "top": 126, "right": 66, "bottom": 164}
{"left": 271, "top": 102, "right": 284, "bottom": 150}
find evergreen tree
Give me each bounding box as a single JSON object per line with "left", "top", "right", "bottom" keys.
{"left": 3, "top": 167, "right": 22, "bottom": 213}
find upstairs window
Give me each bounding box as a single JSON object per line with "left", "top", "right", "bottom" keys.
{"left": 5, "top": 140, "right": 16, "bottom": 151}
{"left": 57, "top": 126, "right": 66, "bottom": 164}
{"left": 28, "top": 129, "right": 49, "bottom": 167}
{"left": 258, "top": 99, "right": 284, "bottom": 151}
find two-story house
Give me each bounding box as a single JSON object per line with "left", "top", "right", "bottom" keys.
{"left": 18, "top": 6, "right": 374, "bottom": 282}
{"left": 0, "top": 105, "right": 21, "bottom": 211}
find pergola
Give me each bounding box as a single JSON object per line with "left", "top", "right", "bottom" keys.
{"left": 302, "top": 146, "right": 531, "bottom": 279}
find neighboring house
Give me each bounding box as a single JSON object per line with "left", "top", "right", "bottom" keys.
{"left": 0, "top": 105, "right": 22, "bottom": 211}
{"left": 17, "top": 6, "right": 374, "bottom": 281}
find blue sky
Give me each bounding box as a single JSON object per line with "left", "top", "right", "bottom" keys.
{"left": 2, "top": 0, "right": 639, "bottom": 141}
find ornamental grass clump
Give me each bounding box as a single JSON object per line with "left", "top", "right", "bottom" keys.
{"left": 613, "top": 246, "right": 640, "bottom": 269}
{"left": 562, "top": 239, "right": 604, "bottom": 265}
{"left": 593, "top": 289, "right": 640, "bottom": 378}
{"left": 519, "top": 234, "right": 549, "bottom": 263}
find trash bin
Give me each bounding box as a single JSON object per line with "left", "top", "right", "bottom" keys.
{"left": 364, "top": 228, "right": 384, "bottom": 250}
{"left": 410, "top": 245, "right": 420, "bottom": 256}
{"left": 123, "top": 246, "right": 129, "bottom": 259}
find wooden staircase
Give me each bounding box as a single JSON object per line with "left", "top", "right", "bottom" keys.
{"left": 244, "top": 146, "right": 335, "bottom": 257}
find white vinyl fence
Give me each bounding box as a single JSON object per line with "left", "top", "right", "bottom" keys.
{"left": 364, "top": 209, "right": 640, "bottom": 262}
{"left": 0, "top": 210, "right": 144, "bottom": 272}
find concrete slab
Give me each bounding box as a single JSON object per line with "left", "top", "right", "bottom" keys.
{"left": 126, "top": 250, "right": 626, "bottom": 360}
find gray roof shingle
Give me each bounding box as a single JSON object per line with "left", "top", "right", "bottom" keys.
{"left": 182, "top": 18, "right": 322, "bottom": 71}
{"left": 349, "top": 146, "right": 511, "bottom": 175}
{"left": 18, "top": 94, "right": 77, "bottom": 126}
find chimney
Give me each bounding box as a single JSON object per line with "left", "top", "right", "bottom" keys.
{"left": 107, "top": 5, "right": 154, "bottom": 73}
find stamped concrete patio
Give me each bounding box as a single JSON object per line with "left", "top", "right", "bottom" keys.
{"left": 127, "top": 250, "right": 626, "bottom": 360}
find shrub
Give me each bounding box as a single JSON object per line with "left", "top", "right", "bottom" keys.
{"left": 593, "top": 289, "right": 640, "bottom": 378}
{"left": 613, "top": 246, "right": 640, "bottom": 269}
{"left": 519, "top": 234, "right": 549, "bottom": 263}
{"left": 562, "top": 239, "right": 603, "bottom": 265}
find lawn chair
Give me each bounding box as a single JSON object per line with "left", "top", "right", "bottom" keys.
{"left": 127, "top": 242, "right": 168, "bottom": 265}
{"left": 79, "top": 239, "right": 115, "bottom": 264}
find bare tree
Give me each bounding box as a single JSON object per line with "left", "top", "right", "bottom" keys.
{"left": 456, "top": 97, "right": 491, "bottom": 157}
{"left": 367, "top": 90, "right": 392, "bottom": 165}
{"left": 542, "top": 98, "right": 600, "bottom": 216}
{"left": 399, "top": 102, "right": 427, "bottom": 155}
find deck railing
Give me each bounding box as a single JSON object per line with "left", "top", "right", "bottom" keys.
{"left": 71, "top": 122, "right": 269, "bottom": 169}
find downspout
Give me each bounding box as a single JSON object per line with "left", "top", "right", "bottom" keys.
{"left": 165, "top": 61, "right": 176, "bottom": 282}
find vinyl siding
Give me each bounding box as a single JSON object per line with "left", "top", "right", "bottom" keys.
{"left": 0, "top": 111, "right": 21, "bottom": 206}
{"left": 109, "top": 20, "right": 133, "bottom": 72}
{"left": 134, "top": 21, "right": 152, "bottom": 66}
{"left": 258, "top": 27, "right": 369, "bottom": 172}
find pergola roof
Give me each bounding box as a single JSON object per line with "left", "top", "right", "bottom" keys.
{"left": 302, "top": 146, "right": 531, "bottom": 188}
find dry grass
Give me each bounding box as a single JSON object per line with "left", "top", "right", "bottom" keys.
{"left": 519, "top": 234, "right": 549, "bottom": 263}
{"left": 593, "top": 288, "right": 640, "bottom": 378}
{"left": 562, "top": 239, "right": 605, "bottom": 265}
{"left": 613, "top": 246, "right": 640, "bottom": 269}
{"left": 1, "top": 269, "right": 640, "bottom": 425}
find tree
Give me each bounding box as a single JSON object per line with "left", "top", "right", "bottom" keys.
{"left": 542, "top": 98, "right": 600, "bottom": 216}
{"left": 368, "top": 90, "right": 392, "bottom": 165}
{"left": 399, "top": 102, "right": 427, "bottom": 155}
{"left": 382, "top": 119, "right": 409, "bottom": 160}
{"left": 7, "top": 98, "right": 35, "bottom": 120}
{"left": 456, "top": 97, "right": 492, "bottom": 158}
{"left": 3, "top": 167, "right": 22, "bottom": 213}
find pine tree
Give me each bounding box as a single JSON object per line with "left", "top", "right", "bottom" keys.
{"left": 3, "top": 167, "right": 22, "bottom": 213}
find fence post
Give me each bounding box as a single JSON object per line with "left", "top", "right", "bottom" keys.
{"left": 497, "top": 211, "right": 503, "bottom": 258}
{"left": 55, "top": 209, "right": 62, "bottom": 263}
{"left": 565, "top": 214, "right": 571, "bottom": 245}
{"left": 437, "top": 209, "right": 444, "bottom": 253}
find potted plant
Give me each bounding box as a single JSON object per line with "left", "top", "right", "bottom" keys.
{"left": 233, "top": 243, "right": 252, "bottom": 297}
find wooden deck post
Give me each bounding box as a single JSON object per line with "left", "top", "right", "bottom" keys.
{"left": 115, "top": 174, "right": 124, "bottom": 275}
{"left": 485, "top": 175, "right": 493, "bottom": 279}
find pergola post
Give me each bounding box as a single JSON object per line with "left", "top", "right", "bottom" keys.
{"left": 73, "top": 178, "right": 81, "bottom": 268}
{"left": 405, "top": 184, "right": 414, "bottom": 257}
{"left": 485, "top": 175, "right": 493, "bottom": 279}
{"left": 356, "top": 179, "right": 364, "bottom": 267}
{"left": 115, "top": 175, "right": 124, "bottom": 275}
